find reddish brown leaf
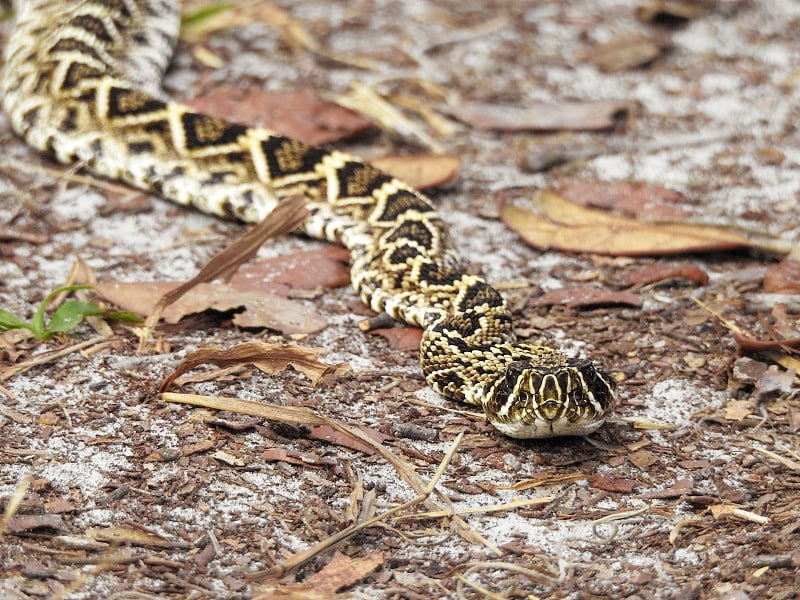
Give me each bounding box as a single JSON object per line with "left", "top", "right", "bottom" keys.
{"left": 7, "top": 514, "right": 67, "bottom": 534}
{"left": 229, "top": 247, "right": 351, "bottom": 296}
{"left": 588, "top": 474, "right": 635, "bottom": 493}
{"left": 733, "top": 332, "right": 800, "bottom": 351}
{"left": 552, "top": 179, "right": 695, "bottom": 220}
{"left": 305, "top": 550, "right": 386, "bottom": 594}
{"left": 370, "top": 154, "right": 460, "bottom": 190}
{"left": 369, "top": 327, "right": 423, "bottom": 351}
{"left": 641, "top": 479, "right": 695, "bottom": 499}
{"left": 261, "top": 447, "right": 328, "bottom": 467}
{"left": 308, "top": 424, "right": 390, "bottom": 456}
{"left": 450, "top": 100, "right": 630, "bottom": 132}
{"left": 763, "top": 258, "right": 800, "bottom": 293}
{"left": 185, "top": 87, "right": 374, "bottom": 145}
{"left": 535, "top": 286, "right": 643, "bottom": 309}
{"left": 619, "top": 263, "right": 709, "bottom": 288}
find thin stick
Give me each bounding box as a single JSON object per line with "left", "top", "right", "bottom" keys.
{"left": 247, "top": 432, "right": 465, "bottom": 581}
{"left": 0, "top": 336, "right": 115, "bottom": 381}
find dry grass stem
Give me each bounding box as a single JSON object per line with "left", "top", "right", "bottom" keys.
{"left": 163, "top": 392, "right": 498, "bottom": 555}
{"left": 754, "top": 447, "right": 800, "bottom": 472}
{"left": 0, "top": 336, "right": 115, "bottom": 382}
{"left": 248, "top": 432, "right": 465, "bottom": 581}
{"left": 401, "top": 496, "right": 555, "bottom": 521}
{"left": 138, "top": 195, "right": 308, "bottom": 352}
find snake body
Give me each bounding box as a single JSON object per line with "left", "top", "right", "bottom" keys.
{"left": 2, "top": 0, "right": 617, "bottom": 438}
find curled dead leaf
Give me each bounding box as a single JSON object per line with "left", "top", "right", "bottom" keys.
{"left": 95, "top": 281, "right": 326, "bottom": 335}
{"left": 158, "top": 341, "right": 348, "bottom": 392}
{"left": 499, "top": 188, "right": 789, "bottom": 257}
{"left": 7, "top": 514, "right": 67, "bottom": 534}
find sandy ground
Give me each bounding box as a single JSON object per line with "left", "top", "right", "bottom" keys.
{"left": 1, "top": 0, "right": 799, "bottom": 598}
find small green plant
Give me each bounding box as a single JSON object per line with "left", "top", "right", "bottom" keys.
{"left": 0, "top": 285, "right": 140, "bottom": 340}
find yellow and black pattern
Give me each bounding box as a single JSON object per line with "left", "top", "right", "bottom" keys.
{"left": 2, "top": 0, "right": 617, "bottom": 438}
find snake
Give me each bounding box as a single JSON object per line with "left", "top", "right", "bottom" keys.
{"left": 2, "top": 0, "right": 617, "bottom": 438}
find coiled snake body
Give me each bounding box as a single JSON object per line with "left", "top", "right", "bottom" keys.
{"left": 2, "top": 0, "right": 616, "bottom": 438}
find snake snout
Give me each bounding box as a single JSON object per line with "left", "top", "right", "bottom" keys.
{"left": 487, "top": 358, "right": 617, "bottom": 438}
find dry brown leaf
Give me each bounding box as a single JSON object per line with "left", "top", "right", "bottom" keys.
{"left": 370, "top": 154, "right": 460, "bottom": 190}
{"left": 763, "top": 258, "right": 800, "bottom": 293}
{"left": 619, "top": 263, "right": 709, "bottom": 288}
{"left": 581, "top": 32, "right": 668, "bottom": 73}
{"left": 535, "top": 286, "right": 643, "bottom": 309}
{"left": 305, "top": 550, "right": 386, "bottom": 593}
{"left": 450, "top": 100, "right": 630, "bottom": 132}
{"left": 185, "top": 88, "right": 374, "bottom": 145}
{"left": 724, "top": 399, "right": 754, "bottom": 421}
{"left": 499, "top": 189, "right": 788, "bottom": 257}
{"left": 159, "top": 341, "right": 347, "bottom": 392}
{"left": 733, "top": 332, "right": 800, "bottom": 351}
{"left": 229, "top": 247, "right": 351, "bottom": 296}
{"left": 588, "top": 474, "right": 635, "bottom": 493}
{"left": 95, "top": 281, "right": 325, "bottom": 334}
{"left": 368, "top": 326, "right": 423, "bottom": 351}
{"left": 628, "top": 449, "right": 659, "bottom": 469}
{"left": 552, "top": 179, "right": 696, "bottom": 220}
{"left": 308, "top": 424, "right": 390, "bottom": 456}
{"left": 136, "top": 195, "right": 308, "bottom": 352}
{"left": 6, "top": 514, "right": 66, "bottom": 534}
{"left": 641, "top": 479, "right": 695, "bottom": 499}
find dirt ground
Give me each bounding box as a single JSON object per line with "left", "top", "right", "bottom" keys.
{"left": 1, "top": 0, "right": 799, "bottom": 598}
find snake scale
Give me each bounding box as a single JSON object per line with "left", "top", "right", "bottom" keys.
{"left": 2, "top": 0, "right": 617, "bottom": 438}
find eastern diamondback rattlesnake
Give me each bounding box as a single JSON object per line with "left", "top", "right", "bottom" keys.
{"left": 2, "top": 0, "right": 617, "bottom": 438}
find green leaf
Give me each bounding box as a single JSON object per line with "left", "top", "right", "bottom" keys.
{"left": 31, "top": 285, "right": 94, "bottom": 336}
{"left": 0, "top": 308, "right": 33, "bottom": 332}
{"left": 44, "top": 301, "right": 104, "bottom": 337}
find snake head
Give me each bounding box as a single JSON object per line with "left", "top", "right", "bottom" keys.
{"left": 484, "top": 358, "right": 617, "bottom": 439}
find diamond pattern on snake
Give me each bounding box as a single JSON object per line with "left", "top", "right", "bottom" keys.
{"left": 2, "top": 0, "right": 617, "bottom": 438}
